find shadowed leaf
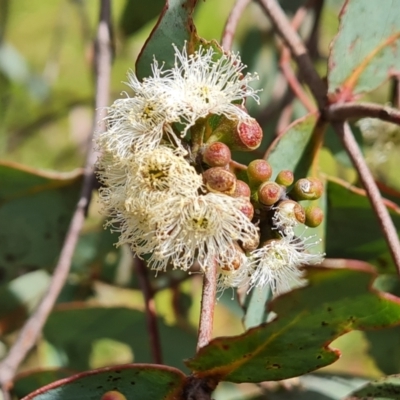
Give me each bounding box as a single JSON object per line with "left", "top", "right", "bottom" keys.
{"left": 22, "top": 364, "right": 186, "bottom": 400}
{"left": 0, "top": 162, "right": 82, "bottom": 283}
{"left": 345, "top": 375, "right": 400, "bottom": 399}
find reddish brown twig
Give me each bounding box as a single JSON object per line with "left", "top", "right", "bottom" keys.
{"left": 197, "top": 261, "right": 217, "bottom": 351}
{"left": 134, "top": 257, "right": 163, "bottom": 364}
{"left": 0, "top": 0, "right": 112, "bottom": 394}
{"left": 257, "top": 0, "right": 326, "bottom": 109}
{"left": 221, "top": 0, "right": 251, "bottom": 51}
{"left": 332, "top": 121, "right": 400, "bottom": 274}
{"left": 327, "top": 102, "right": 400, "bottom": 125}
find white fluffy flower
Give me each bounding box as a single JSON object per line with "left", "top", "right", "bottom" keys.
{"left": 150, "top": 193, "right": 259, "bottom": 272}
{"left": 125, "top": 146, "right": 203, "bottom": 200}
{"left": 98, "top": 73, "right": 184, "bottom": 159}
{"left": 249, "top": 235, "right": 324, "bottom": 295}
{"left": 165, "top": 44, "right": 260, "bottom": 133}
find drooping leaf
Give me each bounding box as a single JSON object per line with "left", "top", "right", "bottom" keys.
{"left": 22, "top": 364, "right": 186, "bottom": 400}
{"left": 135, "top": 0, "right": 199, "bottom": 80}
{"left": 328, "top": 0, "right": 400, "bottom": 101}
{"left": 0, "top": 270, "right": 50, "bottom": 335}
{"left": 325, "top": 179, "right": 400, "bottom": 273}
{"left": 0, "top": 162, "right": 82, "bottom": 283}
{"left": 43, "top": 305, "right": 197, "bottom": 373}
{"left": 345, "top": 375, "right": 400, "bottom": 400}
{"left": 186, "top": 266, "right": 400, "bottom": 383}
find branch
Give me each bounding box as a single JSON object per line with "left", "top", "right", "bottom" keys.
{"left": 221, "top": 0, "right": 251, "bottom": 51}
{"left": 327, "top": 102, "right": 400, "bottom": 125}
{"left": 134, "top": 257, "right": 163, "bottom": 364}
{"left": 332, "top": 121, "right": 400, "bottom": 274}
{"left": 0, "top": 0, "right": 112, "bottom": 392}
{"left": 197, "top": 261, "right": 218, "bottom": 351}
{"left": 257, "top": 0, "right": 326, "bottom": 108}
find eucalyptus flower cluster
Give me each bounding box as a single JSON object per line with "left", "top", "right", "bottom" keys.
{"left": 96, "top": 43, "right": 324, "bottom": 296}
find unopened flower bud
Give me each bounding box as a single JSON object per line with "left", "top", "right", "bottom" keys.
{"left": 239, "top": 199, "right": 254, "bottom": 220}
{"left": 101, "top": 391, "right": 127, "bottom": 400}
{"left": 247, "top": 159, "right": 272, "bottom": 187}
{"left": 275, "top": 170, "right": 294, "bottom": 187}
{"left": 207, "top": 109, "right": 263, "bottom": 151}
{"left": 203, "top": 167, "right": 236, "bottom": 194}
{"left": 276, "top": 200, "right": 306, "bottom": 224}
{"left": 258, "top": 181, "right": 283, "bottom": 206}
{"left": 291, "top": 177, "right": 324, "bottom": 200}
{"left": 220, "top": 243, "right": 245, "bottom": 271}
{"left": 305, "top": 206, "right": 324, "bottom": 227}
{"left": 236, "top": 118, "right": 263, "bottom": 150}
{"left": 232, "top": 180, "right": 251, "bottom": 198}
{"left": 202, "top": 142, "right": 231, "bottom": 167}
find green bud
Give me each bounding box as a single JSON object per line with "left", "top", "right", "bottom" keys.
{"left": 247, "top": 159, "right": 272, "bottom": 187}
{"left": 203, "top": 167, "right": 236, "bottom": 194}
{"left": 101, "top": 391, "right": 127, "bottom": 400}
{"left": 275, "top": 170, "right": 294, "bottom": 187}
{"left": 202, "top": 142, "right": 231, "bottom": 167}
{"left": 291, "top": 177, "right": 324, "bottom": 200}
{"left": 305, "top": 205, "right": 324, "bottom": 227}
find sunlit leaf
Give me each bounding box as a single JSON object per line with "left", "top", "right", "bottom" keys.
{"left": 328, "top": 0, "right": 400, "bottom": 101}
{"left": 186, "top": 266, "right": 400, "bottom": 383}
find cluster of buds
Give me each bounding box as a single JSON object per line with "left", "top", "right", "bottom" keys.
{"left": 96, "top": 42, "right": 324, "bottom": 296}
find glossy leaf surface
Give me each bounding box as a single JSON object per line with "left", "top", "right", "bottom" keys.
{"left": 186, "top": 267, "right": 400, "bottom": 383}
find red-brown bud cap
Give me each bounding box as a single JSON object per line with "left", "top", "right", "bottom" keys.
{"left": 232, "top": 180, "right": 251, "bottom": 198}
{"left": 291, "top": 177, "right": 324, "bottom": 200}
{"left": 275, "top": 170, "right": 294, "bottom": 187}
{"left": 239, "top": 199, "right": 254, "bottom": 220}
{"left": 305, "top": 205, "right": 324, "bottom": 227}
{"left": 236, "top": 118, "right": 263, "bottom": 150}
{"left": 203, "top": 167, "right": 236, "bottom": 194}
{"left": 258, "top": 181, "right": 283, "bottom": 206}
{"left": 202, "top": 142, "right": 231, "bottom": 167}
{"left": 247, "top": 159, "right": 272, "bottom": 187}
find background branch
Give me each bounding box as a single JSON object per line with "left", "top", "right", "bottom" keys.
{"left": 332, "top": 121, "right": 400, "bottom": 274}
{"left": 221, "top": 0, "right": 251, "bottom": 51}
{"left": 327, "top": 102, "right": 400, "bottom": 125}
{"left": 0, "top": 0, "right": 112, "bottom": 393}
{"left": 134, "top": 257, "right": 163, "bottom": 364}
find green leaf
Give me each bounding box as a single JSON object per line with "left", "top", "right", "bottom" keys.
{"left": 328, "top": 0, "right": 400, "bottom": 101}
{"left": 119, "top": 0, "right": 165, "bottom": 37}
{"left": 186, "top": 267, "right": 400, "bottom": 383}
{"left": 43, "top": 305, "right": 197, "bottom": 373}
{"left": 325, "top": 180, "right": 400, "bottom": 273}
{"left": 13, "top": 369, "right": 72, "bottom": 399}
{"left": 365, "top": 275, "right": 400, "bottom": 375}
{"left": 345, "top": 375, "right": 400, "bottom": 399}
{"left": 135, "top": 0, "right": 199, "bottom": 80}
{"left": 265, "top": 113, "right": 321, "bottom": 180}
{"left": 0, "top": 270, "right": 50, "bottom": 334}
{"left": 22, "top": 364, "right": 186, "bottom": 400}
{"left": 0, "top": 162, "right": 82, "bottom": 283}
